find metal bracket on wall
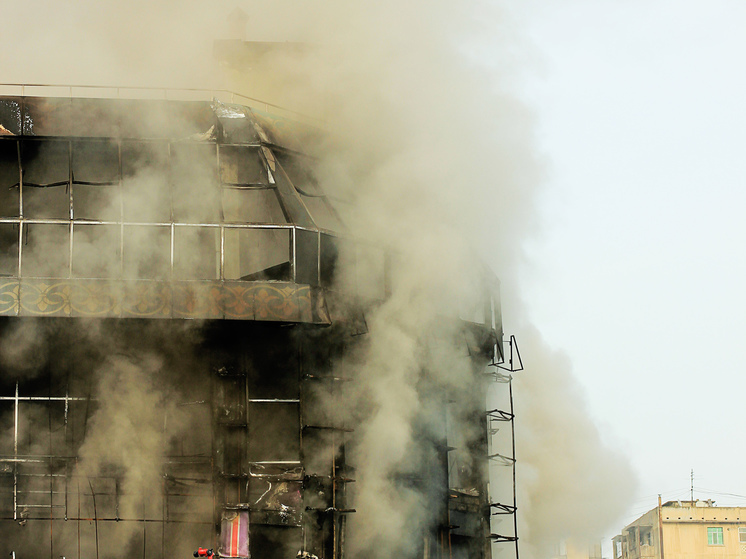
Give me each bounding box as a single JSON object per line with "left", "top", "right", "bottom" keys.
{"left": 493, "top": 335, "right": 523, "bottom": 373}
{"left": 489, "top": 534, "right": 519, "bottom": 543}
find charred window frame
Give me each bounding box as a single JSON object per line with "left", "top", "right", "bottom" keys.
{"left": 71, "top": 223, "right": 122, "bottom": 279}
{"left": 71, "top": 139, "right": 121, "bottom": 222}
{"left": 21, "top": 223, "right": 70, "bottom": 278}
{"left": 248, "top": 402, "right": 300, "bottom": 463}
{"left": 170, "top": 142, "right": 220, "bottom": 224}
{"left": 0, "top": 379, "right": 215, "bottom": 545}
{"left": 222, "top": 226, "right": 291, "bottom": 282}
{"left": 275, "top": 152, "right": 343, "bottom": 231}
{"left": 0, "top": 139, "right": 20, "bottom": 218}
{"left": 122, "top": 224, "right": 171, "bottom": 280}
{"left": 218, "top": 145, "right": 289, "bottom": 226}
{"left": 294, "top": 228, "right": 319, "bottom": 286}
{"left": 121, "top": 139, "right": 171, "bottom": 223}
{"left": 0, "top": 110, "right": 348, "bottom": 287}
{"left": 173, "top": 225, "right": 220, "bottom": 280}
{"left": 21, "top": 139, "right": 71, "bottom": 220}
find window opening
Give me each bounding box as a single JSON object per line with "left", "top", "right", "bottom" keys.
{"left": 122, "top": 225, "right": 171, "bottom": 280}
{"left": 219, "top": 146, "right": 268, "bottom": 186}
{"left": 275, "top": 152, "right": 342, "bottom": 231}
{"left": 72, "top": 224, "right": 121, "bottom": 279}
{"left": 171, "top": 143, "right": 219, "bottom": 223}
{"left": 21, "top": 140, "right": 70, "bottom": 220}
{"left": 223, "top": 228, "right": 290, "bottom": 281}
{"left": 22, "top": 223, "right": 70, "bottom": 277}
{"left": 222, "top": 188, "right": 286, "bottom": 224}
{"left": 708, "top": 527, "right": 724, "bottom": 546}
{"left": 0, "top": 223, "right": 19, "bottom": 276}
{"left": 173, "top": 226, "right": 219, "bottom": 280}
{"left": 0, "top": 140, "right": 20, "bottom": 218}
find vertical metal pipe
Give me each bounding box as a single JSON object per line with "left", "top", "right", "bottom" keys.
{"left": 168, "top": 141, "right": 175, "bottom": 281}
{"left": 115, "top": 478, "right": 120, "bottom": 521}
{"left": 65, "top": 388, "right": 69, "bottom": 521}
{"left": 292, "top": 226, "right": 297, "bottom": 283}
{"left": 509, "top": 379, "right": 519, "bottom": 559}
{"left": 244, "top": 371, "right": 249, "bottom": 503}
{"left": 68, "top": 140, "right": 73, "bottom": 278}
{"left": 89, "top": 479, "right": 100, "bottom": 559}
{"left": 17, "top": 140, "right": 23, "bottom": 277}
{"left": 77, "top": 467, "right": 81, "bottom": 559}
{"left": 49, "top": 384, "right": 54, "bottom": 556}
{"left": 316, "top": 231, "right": 321, "bottom": 286}
{"left": 118, "top": 139, "right": 124, "bottom": 278}
{"left": 220, "top": 226, "right": 225, "bottom": 281}
{"left": 13, "top": 381, "right": 18, "bottom": 521}
{"left": 299, "top": 338, "right": 306, "bottom": 552}
{"left": 170, "top": 223, "right": 175, "bottom": 281}
{"left": 332, "top": 425, "right": 337, "bottom": 559}
{"left": 162, "top": 476, "right": 167, "bottom": 559}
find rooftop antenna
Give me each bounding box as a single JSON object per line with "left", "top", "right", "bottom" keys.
{"left": 690, "top": 469, "right": 694, "bottom": 504}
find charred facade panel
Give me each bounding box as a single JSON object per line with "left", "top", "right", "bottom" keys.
{"left": 0, "top": 94, "right": 502, "bottom": 559}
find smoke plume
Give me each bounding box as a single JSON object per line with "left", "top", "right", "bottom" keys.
{"left": 74, "top": 353, "right": 185, "bottom": 550}
{"left": 514, "top": 325, "right": 637, "bottom": 559}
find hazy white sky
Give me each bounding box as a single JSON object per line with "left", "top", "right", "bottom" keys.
{"left": 514, "top": 0, "right": 746, "bottom": 525}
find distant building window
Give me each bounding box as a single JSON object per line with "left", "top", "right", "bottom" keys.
{"left": 708, "top": 527, "right": 724, "bottom": 546}
{"left": 739, "top": 527, "right": 746, "bottom": 543}
{"left": 616, "top": 541, "right": 622, "bottom": 558}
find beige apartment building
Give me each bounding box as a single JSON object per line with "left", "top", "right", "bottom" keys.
{"left": 613, "top": 501, "right": 746, "bottom": 559}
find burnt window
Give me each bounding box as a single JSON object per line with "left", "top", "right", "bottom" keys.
{"left": 0, "top": 223, "right": 18, "bottom": 276}
{"left": 223, "top": 227, "right": 290, "bottom": 281}
{"left": 222, "top": 188, "right": 286, "bottom": 224}
{"left": 22, "top": 223, "right": 70, "bottom": 277}
{"left": 248, "top": 402, "right": 299, "bottom": 462}
{"left": 217, "top": 107, "right": 259, "bottom": 144}
{"left": 122, "top": 225, "right": 170, "bottom": 280}
{"left": 171, "top": 143, "right": 219, "bottom": 223}
{"left": 294, "top": 228, "right": 318, "bottom": 286}
{"left": 72, "top": 141, "right": 121, "bottom": 222}
{"left": 0, "top": 98, "right": 23, "bottom": 135}
{"left": 173, "top": 226, "right": 219, "bottom": 280}
{"left": 0, "top": 140, "right": 19, "bottom": 217}
{"left": 121, "top": 141, "right": 171, "bottom": 223}
{"left": 246, "top": 329, "right": 300, "bottom": 399}
{"left": 72, "top": 184, "right": 121, "bottom": 221}
{"left": 21, "top": 140, "right": 70, "bottom": 219}
{"left": 319, "top": 233, "right": 339, "bottom": 288}
{"left": 121, "top": 140, "right": 168, "bottom": 178}
{"left": 276, "top": 153, "right": 342, "bottom": 231}
{"left": 219, "top": 146, "right": 268, "bottom": 186}
{"left": 22, "top": 98, "right": 72, "bottom": 136}
{"left": 72, "top": 224, "right": 121, "bottom": 278}
{"left": 72, "top": 140, "right": 119, "bottom": 184}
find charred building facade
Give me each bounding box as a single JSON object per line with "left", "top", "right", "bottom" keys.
{"left": 0, "top": 91, "right": 510, "bottom": 559}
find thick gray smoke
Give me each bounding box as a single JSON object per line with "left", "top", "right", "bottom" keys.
{"left": 0, "top": 1, "right": 637, "bottom": 557}
{"left": 247, "top": 3, "right": 638, "bottom": 557}
{"left": 74, "top": 353, "right": 186, "bottom": 550}
{"left": 0, "top": 319, "right": 208, "bottom": 556}
{"left": 513, "top": 326, "right": 637, "bottom": 559}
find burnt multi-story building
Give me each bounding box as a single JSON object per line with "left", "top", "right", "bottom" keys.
{"left": 0, "top": 89, "right": 509, "bottom": 559}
